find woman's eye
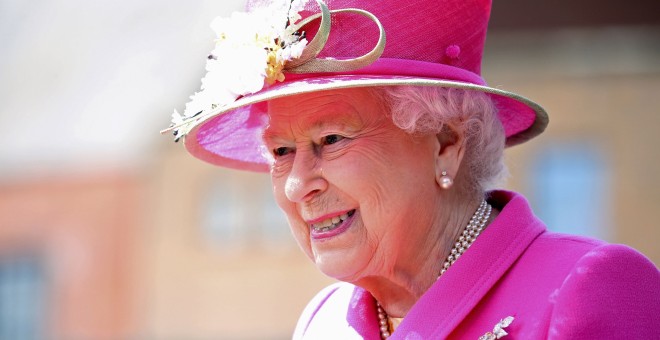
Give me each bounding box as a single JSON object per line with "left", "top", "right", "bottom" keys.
{"left": 273, "top": 147, "right": 292, "bottom": 157}
{"left": 323, "top": 134, "right": 344, "bottom": 145}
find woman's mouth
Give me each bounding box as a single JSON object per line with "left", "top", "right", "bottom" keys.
{"left": 309, "top": 210, "right": 356, "bottom": 239}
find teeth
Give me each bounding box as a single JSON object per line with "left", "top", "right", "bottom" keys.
{"left": 311, "top": 211, "right": 352, "bottom": 232}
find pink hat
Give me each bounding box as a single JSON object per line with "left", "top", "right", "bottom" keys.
{"left": 164, "top": 0, "right": 548, "bottom": 172}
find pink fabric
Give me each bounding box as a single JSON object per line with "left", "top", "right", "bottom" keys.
{"left": 293, "top": 191, "right": 660, "bottom": 339}
{"left": 194, "top": 103, "right": 268, "bottom": 172}
{"left": 289, "top": 0, "right": 490, "bottom": 75}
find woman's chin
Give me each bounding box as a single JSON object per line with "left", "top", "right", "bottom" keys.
{"left": 313, "top": 250, "right": 368, "bottom": 282}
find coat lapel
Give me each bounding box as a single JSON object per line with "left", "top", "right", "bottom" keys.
{"left": 391, "top": 191, "right": 546, "bottom": 339}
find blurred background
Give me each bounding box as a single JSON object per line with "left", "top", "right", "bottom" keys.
{"left": 0, "top": 0, "right": 658, "bottom": 339}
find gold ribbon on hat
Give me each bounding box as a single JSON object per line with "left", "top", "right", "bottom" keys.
{"left": 285, "top": 0, "right": 386, "bottom": 73}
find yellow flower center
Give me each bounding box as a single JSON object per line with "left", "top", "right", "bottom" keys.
{"left": 265, "top": 48, "right": 286, "bottom": 85}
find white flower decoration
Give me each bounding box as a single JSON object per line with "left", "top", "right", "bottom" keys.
{"left": 169, "top": 0, "right": 310, "bottom": 141}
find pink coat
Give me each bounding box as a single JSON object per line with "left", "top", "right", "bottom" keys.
{"left": 293, "top": 191, "right": 660, "bottom": 339}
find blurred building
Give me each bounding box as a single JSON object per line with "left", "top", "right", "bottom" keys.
{"left": 0, "top": 0, "right": 658, "bottom": 339}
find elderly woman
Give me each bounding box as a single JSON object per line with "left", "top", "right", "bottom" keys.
{"left": 164, "top": 0, "right": 659, "bottom": 338}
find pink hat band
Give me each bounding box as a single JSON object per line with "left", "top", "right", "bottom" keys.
{"left": 173, "top": 0, "right": 548, "bottom": 171}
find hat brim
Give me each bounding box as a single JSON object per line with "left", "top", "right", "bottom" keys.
{"left": 184, "top": 74, "right": 548, "bottom": 172}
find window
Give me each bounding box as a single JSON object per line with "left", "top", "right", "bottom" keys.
{"left": 201, "top": 174, "right": 291, "bottom": 249}
{"left": 527, "top": 142, "right": 611, "bottom": 239}
{"left": 0, "top": 255, "right": 47, "bottom": 340}
{"left": 202, "top": 178, "right": 244, "bottom": 245}
{"left": 257, "top": 188, "right": 291, "bottom": 243}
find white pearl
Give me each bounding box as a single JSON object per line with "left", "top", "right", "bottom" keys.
{"left": 440, "top": 176, "right": 453, "bottom": 189}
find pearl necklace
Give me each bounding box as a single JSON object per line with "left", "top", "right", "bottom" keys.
{"left": 377, "top": 200, "right": 492, "bottom": 339}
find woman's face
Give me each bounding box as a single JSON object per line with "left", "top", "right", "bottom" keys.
{"left": 264, "top": 88, "right": 442, "bottom": 282}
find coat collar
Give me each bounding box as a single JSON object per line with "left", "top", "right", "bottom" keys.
{"left": 387, "top": 191, "right": 547, "bottom": 339}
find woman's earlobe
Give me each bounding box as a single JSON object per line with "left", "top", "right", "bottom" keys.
{"left": 434, "top": 127, "right": 465, "bottom": 188}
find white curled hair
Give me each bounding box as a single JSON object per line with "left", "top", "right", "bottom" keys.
{"left": 373, "top": 86, "right": 507, "bottom": 195}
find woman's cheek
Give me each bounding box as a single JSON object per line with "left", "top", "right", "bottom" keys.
{"left": 289, "top": 218, "right": 314, "bottom": 260}
{"left": 327, "top": 145, "right": 390, "bottom": 184}
{"left": 271, "top": 180, "right": 312, "bottom": 257}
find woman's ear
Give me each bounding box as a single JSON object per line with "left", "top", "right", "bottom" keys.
{"left": 434, "top": 125, "right": 466, "bottom": 188}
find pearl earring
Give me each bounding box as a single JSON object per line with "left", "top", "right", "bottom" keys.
{"left": 440, "top": 170, "right": 453, "bottom": 189}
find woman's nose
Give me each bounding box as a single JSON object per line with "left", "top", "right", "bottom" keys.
{"left": 284, "top": 147, "right": 328, "bottom": 202}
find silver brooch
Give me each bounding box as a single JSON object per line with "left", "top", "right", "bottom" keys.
{"left": 478, "top": 316, "right": 514, "bottom": 340}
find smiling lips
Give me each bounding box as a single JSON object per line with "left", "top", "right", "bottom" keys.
{"left": 310, "top": 210, "right": 356, "bottom": 233}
